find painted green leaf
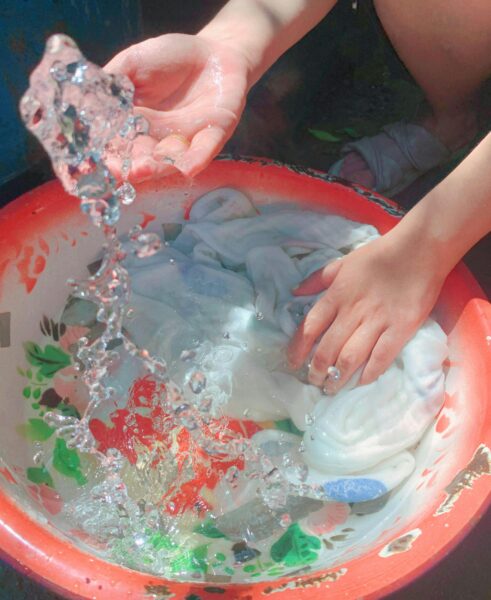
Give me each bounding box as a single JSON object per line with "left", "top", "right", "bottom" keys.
{"left": 17, "top": 367, "right": 26, "bottom": 377}
{"left": 32, "top": 388, "right": 41, "bottom": 400}
{"left": 52, "top": 438, "right": 87, "bottom": 485}
{"left": 23, "top": 342, "right": 71, "bottom": 378}
{"left": 150, "top": 532, "right": 177, "bottom": 551}
{"left": 18, "top": 418, "right": 55, "bottom": 442}
{"left": 274, "top": 419, "right": 303, "bottom": 436}
{"left": 27, "top": 466, "right": 54, "bottom": 488}
{"left": 58, "top": 403, "right": 82, "bottom": 419}
{"left": 243, "top": 565, "right": 256, "bottom": 573}
{"left": 270, "top": 523, "right": 321, "bottom": 567}
{"left": 308, "top": 128, "right": 341, "bottom": 142}
{"left": 194, "top": 518, "right": 227, "bottom": 539}
{"left": 190, "top": 544, "right": 209, "bottom": 573}
{"left": 22, "top": 386, "right": 31, "bottom": 399}
{"left": 170, "top": 544, "right": 209, "bottom": 575}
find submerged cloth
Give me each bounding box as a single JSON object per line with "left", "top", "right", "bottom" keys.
{"left": 124, "top": 187, "right": 448, "bottom": 503}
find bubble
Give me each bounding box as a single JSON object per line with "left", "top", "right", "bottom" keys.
{"left": 117, "top": 182, "right": 136, "bottom": 206}
{"left": 305, "top": 412, "right": 315, "bottom": 427}
{"left": 50, "top": 60, "right": 67, "bottom": 82}
{"left": 255, "top": 311, "right": 264, "bottom": 321}
{"left": 134, "top": 115, "right": 149, "bottom": 135}
{"left": 180, "top": 349, "right": 196, "bottom": 362}
{"left": 131, "top": 232, "right": 162, "bottom": 258}
{"left": 188, "top": 371, "right": 207, "bottom": 394}
{"left": 33, "top": 451, "right": 45, "bottom": 465}
{"left": 327, "top": 365, "right": 341, "bottom": 381}
{"left": 225, "top": 465, "right": 240, "bottom": 488}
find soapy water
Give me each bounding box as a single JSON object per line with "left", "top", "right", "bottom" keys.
{"left": 20, "top": 35, "right": 324, "bottom": 579}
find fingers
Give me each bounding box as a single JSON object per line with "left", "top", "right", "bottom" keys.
{"left": 107, "top": 135, "right": 177, "bottom": 183}
{"left": 104, "top": 46, "right": 136, "bottom": 79}
{"left": 307, "top": 317, "right": 359, "bottom": 387}
{"left": 359, "top": 328, "right": 407, "bottom": 386}
{"left": 287, "top": 293, "right": 337, "bottom": 371}
{"left": 320, "top": 322, "right": 384, "bottom": 394}
{"left": 153, "top": 134, "right": 190, "bottom": 163}
{"left": 174, "top": 125, "right": 228, "bottom": 177}
{"left": 293, "top": 260, "right": 342, "bottom": 296}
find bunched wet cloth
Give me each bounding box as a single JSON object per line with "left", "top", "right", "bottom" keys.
{"left": 124, "top": 188, "right": 448, "bottom": 504}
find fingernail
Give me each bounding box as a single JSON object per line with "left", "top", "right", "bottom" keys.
{"left": 323, "top": 380, "right": 339, "bottom": 395}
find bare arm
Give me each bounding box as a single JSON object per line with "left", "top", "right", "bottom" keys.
{"left": 389, "top": 132, "right": 491, "bottom": 279}
{"left": 199, "top": 0, "right": 337, "bottom": 86}
{"left": 289, "top": 133, "right": 491, "bottom": 391}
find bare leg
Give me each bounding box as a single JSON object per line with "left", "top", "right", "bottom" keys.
{"left": 340, "top": 0, "right": 491, "bottom": 187}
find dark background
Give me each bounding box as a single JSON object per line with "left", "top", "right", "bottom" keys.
{"left": 0, "top": 1, "right": 489, "bottom": 598}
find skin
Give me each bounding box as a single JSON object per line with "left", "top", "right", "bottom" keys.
{"left": 105, "top": 1, "right": 334, "bottom": 180}
{"left": 106, "top": 0, "right": 491, "bottom": 391}
{"left": 105, "top": 33, "right": 251, "bottom": 180}
{"left": 289, "top": 133, "right": 491, "bottom": 392}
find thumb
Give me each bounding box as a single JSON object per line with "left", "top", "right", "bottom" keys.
{"left": 104, "top": 46, "right": 136, "bottom": 78}
{"left": 293, "top": 259, "right": 342, "bottom": 296}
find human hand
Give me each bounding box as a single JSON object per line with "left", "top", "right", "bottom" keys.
{"left": 287, "top": 234, "right": 447, "bottom": 393}
{"left": 104, "top": 33, "right": 251, "bottom": 181}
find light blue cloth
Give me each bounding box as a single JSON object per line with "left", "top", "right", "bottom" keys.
{"left": 124, "top": 188, "right": 447, "bottom": 503}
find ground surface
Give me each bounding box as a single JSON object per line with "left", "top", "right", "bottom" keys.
{"left": 1, "top": 1, "right": 489, "bottom": 598}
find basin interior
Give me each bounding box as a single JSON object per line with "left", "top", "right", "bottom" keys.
{"left": 0, "top": 160, "right": 489, "bottom": 596}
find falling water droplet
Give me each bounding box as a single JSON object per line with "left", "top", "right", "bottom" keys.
{"left": 327, "top": 365, "right": 341, "bottom": 381}
{"left": 33, "top": 451, "right": 45, "bottom": 465}
{"left": 132, "top": 232, "right": 162, "bottom": 258}
{"left": 188, "top": 371, "right": 206, "bottom": 394}
{"left": 117, "top": 182, "right": 136, "bottom": 205}
{"left": 305, "top": 412, "right": 315, "bottom": 427}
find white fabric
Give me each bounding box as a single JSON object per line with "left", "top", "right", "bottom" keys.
{"left": 124, "top": 187, "right": 447, "bottom": 502}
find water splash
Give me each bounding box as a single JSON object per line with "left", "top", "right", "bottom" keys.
{"left": 20, "top": 34, "right": 320, "bottom": 580}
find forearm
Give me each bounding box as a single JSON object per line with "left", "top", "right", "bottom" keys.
{"left": 198, "top": 0, "right": 336, "bottom": 86}
{"left": 386, "top": 133, "right": 491, "bottom": 279}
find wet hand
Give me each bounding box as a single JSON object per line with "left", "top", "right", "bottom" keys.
{"left": 287, "top": 235, "right": 445, "bottom": 393}
{"left": 105, "top": 33, "right": 251, "bottom": 181}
